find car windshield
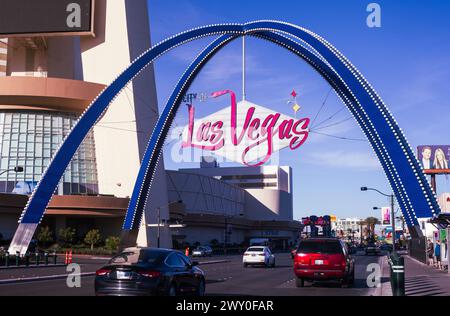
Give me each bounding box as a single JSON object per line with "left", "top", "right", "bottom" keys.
{"left": 247, "top": 247, "right": 264, "bottom": 252}
{"left": 108, "top": 250, "right": 165, "bottom": 266}
{"left": 297, "top": 241, "right": 342, "bottom": 254}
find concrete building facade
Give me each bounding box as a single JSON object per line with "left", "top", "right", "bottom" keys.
{"left": 0, "top": 0, "right": 169, "bottom": 248}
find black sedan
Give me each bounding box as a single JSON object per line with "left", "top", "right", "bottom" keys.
{"left": 95, "top": 247, "right": 205, "bottom": 296}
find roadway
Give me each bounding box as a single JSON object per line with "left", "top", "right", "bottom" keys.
{"left": 0, "top": 252, "right": 384, "bottom": 296}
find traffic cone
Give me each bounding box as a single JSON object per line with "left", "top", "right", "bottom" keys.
{"left": 64, "top": 251, "right": 68, "bottom": 265}
{"left": 68, "top": 249, "right": 73, "bottom": 264}
{"left": 185, "top": 247, "right": 189, "bottom": 256}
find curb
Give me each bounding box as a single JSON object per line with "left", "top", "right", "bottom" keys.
{"left": 197, "top": 259, "right": 230, "bottom": 266}
{"left": 378, "top": 255, "right": 393, "bottom": 296}
{"left": 0, "top": 272, "right": 96, "bottom": 285}
{"left": 56, "top": 254, "right": 111, "bottom": 260}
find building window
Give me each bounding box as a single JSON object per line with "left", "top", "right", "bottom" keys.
{"left": 237, "top": 182, "right": 277, "bottom": 189}
{"left": 0, "top": 110, "right": 98, "bottom": 195}
{"left": 220, "top": 174, "right": 277, "bottom": 180}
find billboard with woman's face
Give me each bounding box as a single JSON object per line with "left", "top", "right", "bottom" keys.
{"left": 381, "top": 207, "right": 391, "bottom": 226}
{"left": 417, "top": 145, "right": 450, "bottom": 173}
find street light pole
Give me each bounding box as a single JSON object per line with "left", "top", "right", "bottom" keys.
{"left": 390, "top": 194, "right": 396, "bottom": 254}
{"left": 157, "top": 207, "right": 161, "bottom": 248}
{"left": 361, "top": 186, "right": 396, "bottom": 255}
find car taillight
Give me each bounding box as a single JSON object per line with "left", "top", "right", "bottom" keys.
{"left": 244, "top": 253, "right": 249, "bottom": 256}
{"left": 295, "top": 253, "right": 309, "bottom": 265}
{"left": 96, "top": 269, "right": 111, "bottom": 276}
{"left": 139, "top": 271, "right": 161, "bottom": 278}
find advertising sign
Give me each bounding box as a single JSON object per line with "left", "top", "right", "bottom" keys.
{"left": 417, "top": 145, "right": 450, "bottom": 174}
{"left": 440, "top": 229, "right": 447, "bottom": 243}
{"left": 0, "top": 0, "right": 95, "bottom": 37}
{"left": 181, "top": 90, "right": 310, "bottom": 166}
{"left": 438, "top": 193, "right": 450, "bottom": 213}
{"left": 381, "top": 207, "right": 391, "bottom": 226}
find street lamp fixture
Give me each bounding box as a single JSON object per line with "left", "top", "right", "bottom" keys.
{"left": 0, "top": 166, "right": 24, "bottom": 176}
{"left": 361, "top": 186, "right": 396, "bottom": 254}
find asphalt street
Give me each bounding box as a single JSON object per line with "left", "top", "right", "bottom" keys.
{"left": 0, "top": 253, "right": 383, "bottom": 296}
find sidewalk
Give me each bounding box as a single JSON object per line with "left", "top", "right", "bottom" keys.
{"left": 377, "top": 255, "right": 393, "bottom": 296}
{"left": 404, "top": 255, "right": 450, "bottom": 296}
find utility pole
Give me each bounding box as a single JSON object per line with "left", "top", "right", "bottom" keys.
{"left": 361, "top": 186, "right": 396, "bottom": 255}
{"left": 360, "top": 221, "right": 363, "bottom": 244}
{"left": 391, "top": 194, "right": 396, "bottom": 254}
{"left": 242, "top": 35, "right": 246, "bottom": 101}
{"left": 157, "top": 207, "right": 161, "bottom": 248}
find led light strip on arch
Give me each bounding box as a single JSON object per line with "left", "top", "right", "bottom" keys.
{"left": 125, "top": 29, "right": 417, "bottom": 230}
{"left": 8, "top": 21, "right": 437, "bottom": 255}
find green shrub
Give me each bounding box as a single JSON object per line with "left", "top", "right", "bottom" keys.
{"left": 84, "top": 229, "right": 101, "bottom": 250}
{"left": 58, "top": 227, "right": 76, "bottom": 246}
{"left": 105, "top": 236, "right": 121, "bottom": 252}
{"left": 37, "top": 226, "right": 53, "bottom": 247}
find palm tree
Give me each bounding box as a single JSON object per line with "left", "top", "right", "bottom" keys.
{"left": 358, "top": 220, "right": 367, "bottom": 243}
{"left": 365, "top": 217, "right": 381, "bottom": 240}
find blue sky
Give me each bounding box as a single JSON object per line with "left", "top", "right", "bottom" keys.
{"left": 145, "top": 0, "right": 450, "bottom": 220}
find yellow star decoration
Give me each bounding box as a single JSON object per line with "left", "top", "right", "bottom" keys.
{"left": 292, "top": 103, "right": 301, "bottom": 113}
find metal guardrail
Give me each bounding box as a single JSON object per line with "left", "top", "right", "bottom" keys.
{"left": 1, "top": 251, "right": 58, "bottom": 267}
{"left": 408, "top": 237, "right": 427, "bottom": 264}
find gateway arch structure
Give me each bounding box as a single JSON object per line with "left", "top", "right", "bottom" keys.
{"left": 9, "top": 21, "right": 439, "bottom": 255}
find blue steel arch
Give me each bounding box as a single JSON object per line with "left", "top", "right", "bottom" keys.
{"left": 9, "top": 21, "right": 439, "bottom": 254}
{"left": 124, "top": 23, "right": 439, "bottom": 232}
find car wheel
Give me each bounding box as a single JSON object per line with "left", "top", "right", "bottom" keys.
{"left": 243, "top": 263, "right": 248, "bottom": 268}
{"left": 196, "top": 279, "right": 206, "bottom": 296}
{"left": 168, "top": 283, "right": 177, "bottom": 296}
{"left": 272, "top": 261, "right": 276, "bottom": 268}
{"left": 296, "top": 278, "right": 304, "bottom": 288}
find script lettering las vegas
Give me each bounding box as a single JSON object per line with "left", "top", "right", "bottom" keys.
{"left": 182, "top": 90, "right": 310, "bottom": 166}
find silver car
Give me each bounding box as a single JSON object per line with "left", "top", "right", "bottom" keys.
{"left": 192, "top": 246, "right": 213, "bottom": 257}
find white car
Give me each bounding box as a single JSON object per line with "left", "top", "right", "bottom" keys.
{"left": 243, "top": 246, "right": 275, "bottom": 268}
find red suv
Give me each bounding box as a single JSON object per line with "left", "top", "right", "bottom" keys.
{"left": 293, "top": 238, "right": 355, "bottom": 288}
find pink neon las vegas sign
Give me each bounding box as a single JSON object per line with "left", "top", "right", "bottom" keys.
{"left": 181, "top": 90, "right": 310, "bottom": 167}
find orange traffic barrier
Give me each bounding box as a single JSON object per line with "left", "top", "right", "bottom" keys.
{"left": 64, "top": 251, "right": 68, "bottom": 265}
{"left": 68, "top": 249, "right": 73, "bottom": 264}
{"left": 185, "top": 247, "right": 189, "bottom": 256}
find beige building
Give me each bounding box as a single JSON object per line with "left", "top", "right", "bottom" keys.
{"left": 0, "top": 1, "right": 301, "bottom": 251}
{"left": 0, "top": 39, "right": 6, "bottom": 76}
{"left": 0, "top": 0, "right": 170, "bottom": 250}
